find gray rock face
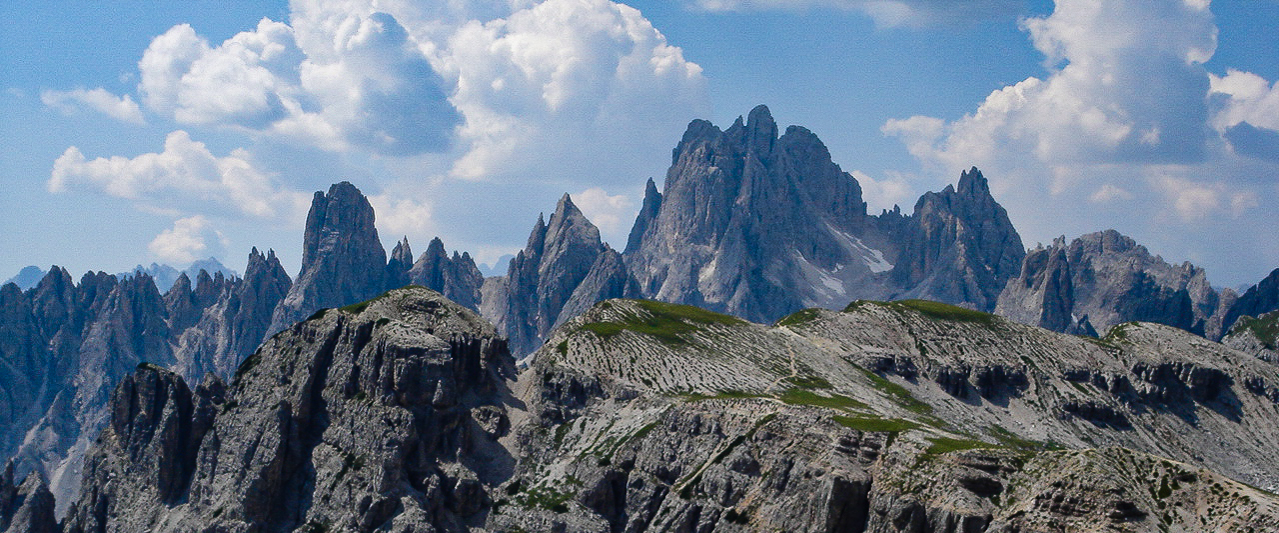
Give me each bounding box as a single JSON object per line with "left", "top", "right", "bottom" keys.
{"left": 625, "top": 105, "right": 903, "bottom": 323}
{"left": 270, "top": 181, "right": 387, "bottom": 333}
{"left": 996, "top": 230, "right": 1224, "bottom": 337}
{"left": 483, "top": 194, "right": 614, "bottom": 356}
{"left": 385, "top": 237, "right": 414, "bottom": 292}
{"left": 0, "top": 249, "right": 291, "bottom": 518}
{"left": 59, "top": 290, "right": 1279, "bottom": 532}
{"left": 1223, "top": 309, "right": 1279, "bottom": 363}
{"left": 1, "top": 463, "right": 58, "bottom": 533}
{"left": 65, "top": 287, "right": 514, "bottom": 533}
{"left": 1222, "top": 267, "right": 1279, "bottom": 338}
{"left": 167, "top": 248, "right": 292, "bottom": 388}
{"left": 408, "top": 237, "right": 484, "bottom": 312}
{"left": 891, "top": 167, "right": 1025, "bottom": 311}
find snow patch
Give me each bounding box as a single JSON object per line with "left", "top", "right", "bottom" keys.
{"left": 825, "top": 223, "right": 894, "bottom": 273}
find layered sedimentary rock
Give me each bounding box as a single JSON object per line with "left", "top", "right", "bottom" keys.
{"left": 63, "top": 288, "right": 1279, "bottom": 532}
{"left": 996, "top": 230, "right": 1226, "bottom": 337}
{"left": 1222, "top": 267, "right": 1279, "bottom": 338}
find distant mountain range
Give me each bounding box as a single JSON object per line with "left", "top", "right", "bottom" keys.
{"left": 1, "top": 105, "right": 1278, "bottom": 526}
{"left": 4, "top": 258, "right": 238, "bottom": 293}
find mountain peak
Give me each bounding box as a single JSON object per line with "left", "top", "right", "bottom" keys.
{"left": 270, "top": 181, "right": 386, "bottom": 333}
{"left": 957, "top": 166, "right": 990, "bottom": 197}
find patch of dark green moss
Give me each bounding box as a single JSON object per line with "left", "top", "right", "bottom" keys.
{"left": 1232, "top": 312, "right": 1279, "bottom": 350}
{"left": 554, "top": 421, "right": 573, "bottom": 447}
{"left": 1104, "top": 322, "right": 1139, "bottom": 344}
{"left": 579, "top": 299, "right": 746, "bottom": 345}
{"left": 1080, "top": 334, "right": 1122, "bottom": 351}
{"left": 776, "top": 308, "right": 821, "bottom": 327}
{"left": 339, "top": 287, "right": 420, "bottom": 314}
{"left": 555, "top": 340, "right": 568, "bottom": 355}
{"left": 834, "top": 415, "right": 919, "bottom": 433}
{"left": 306, "top": 308, "right": 329, "bottom": 321}
{"left": 632, "top": 420, "right": 661, "bottom": 441}
{"left": 336, "top": 452, "right": 365, "bottom": 480}
{"left": 514, "top": 484, "right": 575, "bottom": 513}
{"left": 859, "top": 368, "right": 933, "bottom": 415}
{"left": 136, "top": 362, "right": 167, "bottom": 372}
{"left": 891, "top": 300, "right": 1000, "bottom": 326}
{"left": 925, "top": 437, "right": 998, "bottom": 456}
{"left": 779, "top": 389, "right": 867, "bottom": 411}
{"left": 785, "top": 375, "right": 834, "bottom": 389}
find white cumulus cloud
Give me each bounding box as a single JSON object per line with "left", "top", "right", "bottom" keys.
{"left": 129, "top": 0, "right": 707, "bottom": 176}
{"left": 50, "top": 130, "right": 309, "bottom": 220}
{"left": 441, "top": 0, "right": 707, "bottom": 183}
{"left": 149, "top": 215, "right": 229, "bottom": 264}
{"left": 882, "top": 0, "right": 1279, "bottom": 285}
{"left": 41, "top": 88, "right": 145, "bottom": 124}
{"left": 686, "top": 0, "right": 1023, "bottom": 27}
{"left": 573, "top": 187, "right": 634, "bottom": 235}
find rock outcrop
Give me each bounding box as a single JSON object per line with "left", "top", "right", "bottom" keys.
{"left": 270, "top": 181, "right": 387, "bottom": 333}
{"left": 51, "top": 287, "right": 1279, "bottom": 532}
{"left": 891, "top": 167, "right": 1025, "bottom": 311}
{"left": 1, "top": 462, "right": 58, "bottom": 533}
{"left": 625, "top": 105, "right": 903, "bottom": 323}
{"left": 408, "top": 237, "right": 484, "bottom": 312}
{"left": 65, "top": 287, "right": 515, "bottom": 533}
{"left": 0, "top": 249, "right": 290, "bottom": 516}
{"left": 996, "top": 230, "right": 1224, "bottom": 337}
{"left": 1222, "top": 267, "right": 1279, "bottom": 338}
{"left": 483, "top": 194, "right": 621, "bottom": 355}
{"left": 1223, "top": 309, "right": 1279, "bottom": 363}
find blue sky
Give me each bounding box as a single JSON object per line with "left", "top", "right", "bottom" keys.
{"left": 2, "top": 0, "right": 1276, "bottom": 288}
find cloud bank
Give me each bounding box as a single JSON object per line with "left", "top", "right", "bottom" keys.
{"left": 41, "top": 88, "right": 145, "bottom": 124}
{"left": 882, "top": 0, "right": 1279, "bottom": 281}
{"left": 687, "top": 0, "right": 1024, "bottom": 27}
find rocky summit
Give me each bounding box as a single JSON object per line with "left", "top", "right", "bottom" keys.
{"left": 30, "top": 287, "right": 1279, "bottom": 532}
{"left": 3, "top": 106, "right": 1279, "bottom": 532}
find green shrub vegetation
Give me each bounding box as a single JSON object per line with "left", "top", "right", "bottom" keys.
{"left": 1232, "top": 312, "right": 1279, "bottom": 350}
{"left": 579, "top": 299, "right": 745, "bottom": 346}
{"left": 925, "top": 437, "right": 998, "bottom": 456}
{"left": 776, "top": 308, "right": 821, "bottom": 327}
{"left": 845, "top": 299, "right": 999, "bottom": 327}
{"left": 779, "top": 389, "right": 867, "bottom": 410}
{"left": 859, "top": 368, "right": 933, "bottom": 415}
{"left": 834, "top": 415, "right": 919, "bottom": 433}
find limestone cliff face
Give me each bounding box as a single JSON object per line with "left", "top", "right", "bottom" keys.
{"left": 65, "top": 287, "right": 514, "bottom": 533}
{"left": 0, "top": 249, "right": 291, "bottom": 517}
{"left": 270, "top": 181, "right": 387, "bottom": 333}
{"left": 891, "top": 167, "right": 1025, "bottom": 312}
{"left": 1, "top": 462, "right": 58, "bottom": 533}
{"left": 624, "top": 105, "right": 902, "bottom": 323}
{"left": 996, "top": 230, "right": 1225, "bottom": 337}
{"left": 483, "top": 194, "right": 625, "bottom": 356}
{"left": 1223, "top": 267, "right": 1279, "bottom": 338}
{"left": 408, "top": 237, "right": 484, "bottom": 312}
{"left": 63, "top": 290, "right": 1279, "bottom": 532}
